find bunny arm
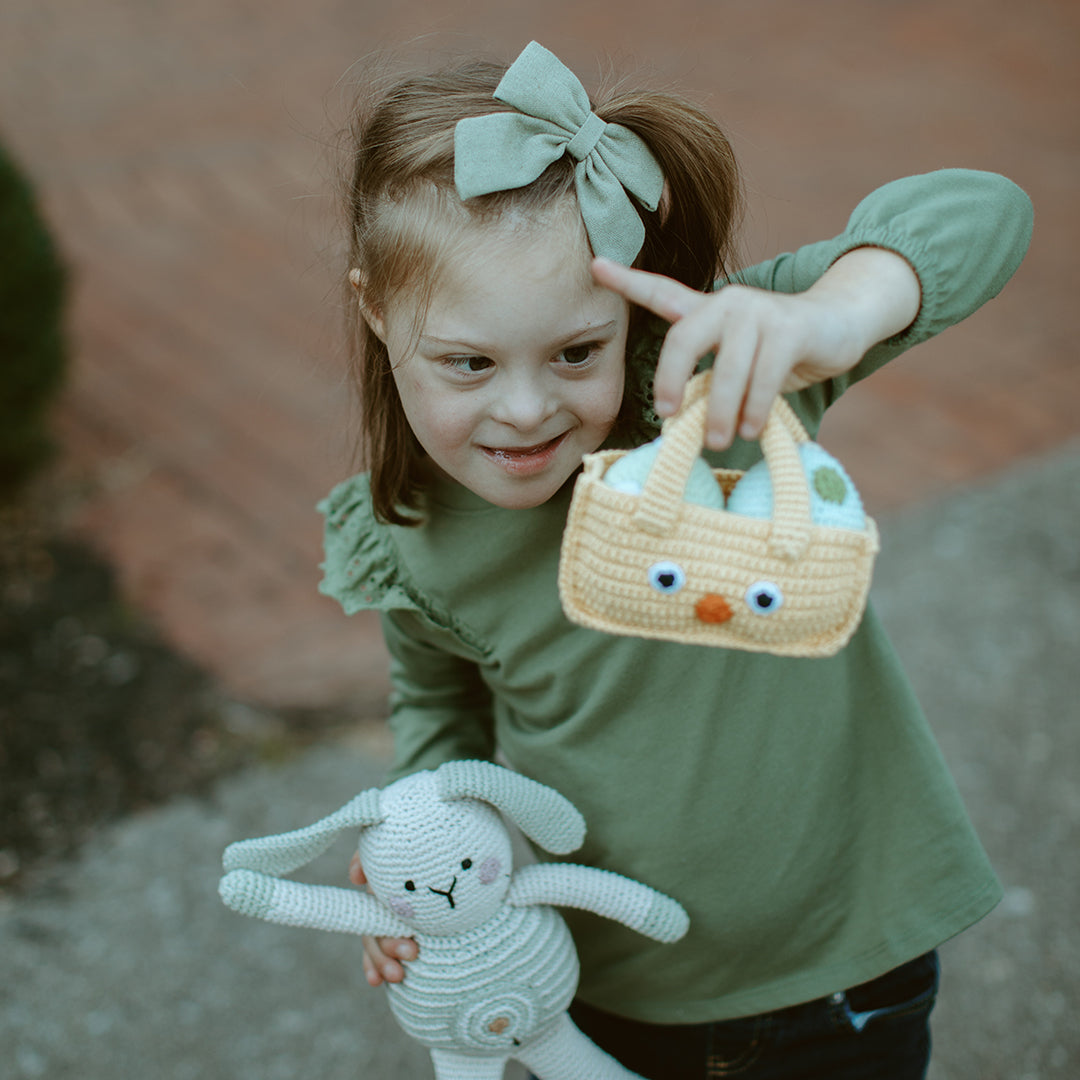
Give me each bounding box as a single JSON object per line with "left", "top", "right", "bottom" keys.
{"left": 219, "top": 869, "right": 412, "bottom": 938}
{"left": 222, "top": 789, "right": 383, "bottom": 877}
{"left": 506, "top": 864, "right": 689, "bottom": 943}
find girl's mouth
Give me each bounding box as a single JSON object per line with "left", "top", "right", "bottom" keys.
{"left": 480, "top": 433, "right": 569, "bottom": 476}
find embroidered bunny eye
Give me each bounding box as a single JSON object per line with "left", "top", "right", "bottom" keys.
{"left": 648, "top": 561, "right": 686, "bottom": 594}
{"left": 404, "top": 880, "right": 416, "bottom": 891}
{"left": 461, "top": 859, "right": 473, "bottom": 870}
{"left": 745, "top": 581, "right": 783, "bottom": 615}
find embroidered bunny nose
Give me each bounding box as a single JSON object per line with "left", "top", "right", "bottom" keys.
{"left": 695, "top": 594, "right": 733, "bottom": 624}
{"left": 428, "top": 876, "right": 458, "bottom": 909}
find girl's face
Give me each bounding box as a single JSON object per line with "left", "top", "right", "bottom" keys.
{"left": 368, "top": 203, "right": 629, "bottom": 510}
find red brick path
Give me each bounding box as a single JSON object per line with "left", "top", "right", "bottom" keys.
{"left": 1, "top": 0, "right": 1076, "bottom": 707}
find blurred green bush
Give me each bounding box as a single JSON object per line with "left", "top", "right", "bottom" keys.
{"left": 0, "top": 141, "right": 68, "bottom": 496}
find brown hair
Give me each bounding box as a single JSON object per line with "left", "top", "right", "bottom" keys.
{"left": 342, "top": 55, "right": 742, "bottom": 525}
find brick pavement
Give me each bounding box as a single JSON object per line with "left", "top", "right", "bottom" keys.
{"left": 1, "top": 0, "right": 1076, "bottom": 707}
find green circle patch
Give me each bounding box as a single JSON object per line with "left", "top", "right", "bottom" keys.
{"left": 812, "top": 466, "right": 847, "bottom": 504}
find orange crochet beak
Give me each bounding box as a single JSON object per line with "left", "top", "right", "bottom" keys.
{"left": 695, "top": 594, "right": 733, "bottom": 624}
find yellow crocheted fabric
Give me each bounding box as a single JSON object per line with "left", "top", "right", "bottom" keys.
{"left": 558, "top": 372, "right": 879, "bottom": 657}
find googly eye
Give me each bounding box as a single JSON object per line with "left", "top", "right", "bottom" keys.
{"left": 648, "top": 561, "right": 686, "bottom": 594}
{"left": 745, "top": 581, "right": 784, "bottom": 615}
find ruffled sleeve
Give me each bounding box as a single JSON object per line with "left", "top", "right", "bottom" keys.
{"left": 318, "top": 475, "right": 497, "bottom": 782}
{"left": 316, "top": 474, "right": 421, "bottom": 617}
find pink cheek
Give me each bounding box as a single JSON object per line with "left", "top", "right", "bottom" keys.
{"left": 389, "top": 898, "right": 416, "bottom": 920}
{"left": 478, "top": 857, "right": 501, "bottom": 885}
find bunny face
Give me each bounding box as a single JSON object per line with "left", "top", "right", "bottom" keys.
{"left": 358, "top": 772, "right": 514, "bottom": 935}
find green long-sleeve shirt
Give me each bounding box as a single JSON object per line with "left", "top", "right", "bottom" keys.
{"left": 319, "top": 169, "right": 1033, "bottom": 1023}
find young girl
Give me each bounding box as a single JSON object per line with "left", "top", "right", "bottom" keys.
{"left": 322, "top": 41, "right": 1033, "bottom": 1080}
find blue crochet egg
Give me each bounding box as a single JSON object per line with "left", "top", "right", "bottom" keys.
{"left": 603, "top": 438, "right": 725, "bottom": 510}
{"left": 726, "top": 443, "right": 866, "bottom": 530}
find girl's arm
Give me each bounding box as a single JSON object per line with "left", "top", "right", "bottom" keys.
{"left": 597, "top": 245, "right": 919, "bottom": 449}
{"left": 356, "top": 613, "right": 495, "bottom": 988}
{"left": 381, "top": 611, "right": 496, "bottom": 781}
{"left": 731, "top": 169, "right": 1033, "bottom": 341}
{"left": 318, "top": 475, "right": 495, "bottom": 781}
{"left": 597, "top": 169, "right": 1033, "bottom": 447}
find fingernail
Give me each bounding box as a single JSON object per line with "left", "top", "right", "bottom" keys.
{"left": 366, "top": 969, "right": 380, "bottom": 986}
{"left": 395, "top": 943, "right": 414, "bottom": 959}
{"left": 381, "top": 962, "right": 399, "bottom": 980}
{"left": 705, "top": 430, "right": 729, "bottom": 450}
{"left": 655, "top": 399, "right": 675, "bottom": 417}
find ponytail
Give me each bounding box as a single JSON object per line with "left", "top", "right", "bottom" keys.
{"left": 598, "top": 90, "right": 743, "bottom": 290}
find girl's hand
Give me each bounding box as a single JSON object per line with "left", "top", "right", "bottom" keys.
{"left": 349, "top": 853, "right": 418, "bottom": 986}
{"left": 592, "top": 247, "right": 921, "bottom": 449}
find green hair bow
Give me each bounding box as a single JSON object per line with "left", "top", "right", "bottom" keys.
{"left": 454, "top": 41, "right": 665, "bottom": 266}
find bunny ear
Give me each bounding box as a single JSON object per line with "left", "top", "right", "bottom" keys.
{"left": 222, "top": 789, "right": 385, "bottom": 877}
{"left": 435, "top": 760, "right": 585, "bottom": 855}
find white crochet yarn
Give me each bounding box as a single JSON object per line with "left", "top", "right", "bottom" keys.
{"left": 726, "top": 442, "right": 867, "bottom": 531}
{"left": 219, "top": 760, "right": 689, "bottom": 1080}
{"left": 603, "top": 436, "right": 725, "bottom": 509}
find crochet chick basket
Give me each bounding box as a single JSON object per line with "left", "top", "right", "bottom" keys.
{"left": 219, "top": 760, "right": 688, "bottom": 1080}
{"left": 559, "top": 371, "right": 880, "bottom": 657}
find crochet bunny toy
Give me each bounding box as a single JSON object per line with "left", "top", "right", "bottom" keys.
{"left": 219, "top": 759, "right": 689, "bottom": 1080}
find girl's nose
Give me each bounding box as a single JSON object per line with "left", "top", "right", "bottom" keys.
{"left": 492, "top": 371, "right": 557, "bottom": 431}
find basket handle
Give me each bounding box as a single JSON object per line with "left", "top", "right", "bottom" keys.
{"left": 629, "top": 373, "right": 710, "bottom": 536}
{"left": 630, "top": 372, "right": 814, "bottom": 559}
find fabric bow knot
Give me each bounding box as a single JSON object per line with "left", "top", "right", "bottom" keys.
{"left": 454, "top": 41, "right": 665, "bottom": 266}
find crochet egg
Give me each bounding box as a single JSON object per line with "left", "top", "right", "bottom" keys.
{"left": 726, "top": 443, "right": 866, "bottom": 530}
{"left": 603, "top": 437, "right": 725, "bottom": 509}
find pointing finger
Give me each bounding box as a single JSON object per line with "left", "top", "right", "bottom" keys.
{"left": 653, "top": 314, "right": 725, "bottom": 418}
{"left": 738, "top": 342, "right": 791, "bottom": 441}
{"left": 704, "top": 321, "right": 760, "bottom": 449}
{"left": 591, "top": 258, "right": 702, "bottom": 323}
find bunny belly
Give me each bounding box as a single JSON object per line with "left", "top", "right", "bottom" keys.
{"left": 386, "top": 904, "right": 578, "bottom": 1053}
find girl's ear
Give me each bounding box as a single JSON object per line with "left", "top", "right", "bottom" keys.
{"left": 348, "top": 268, "right": 386, "bottom": 341}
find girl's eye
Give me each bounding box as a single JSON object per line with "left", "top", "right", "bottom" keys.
{"left": 445, "top": 355, "right": 493, "bottom": 373}
{"left": 745, "top": 581, "right": 784, "bottom": 615}
{"left": 648, "top": 561, "right": 686, "bottom": 594}
{"left": 557, "top": 343, "right": 597, "bottom": 366}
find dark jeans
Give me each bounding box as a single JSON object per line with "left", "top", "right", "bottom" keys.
{"left": 534, "top": 951, "right": 939, "bottom": 1080}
